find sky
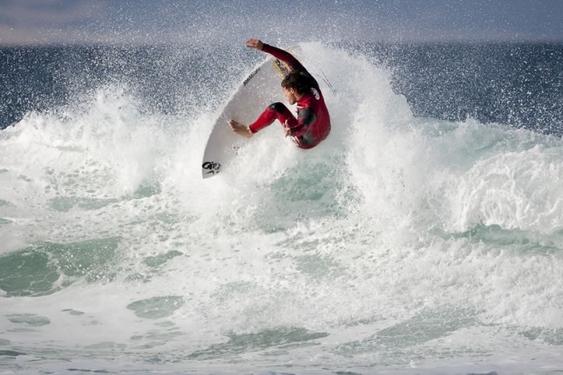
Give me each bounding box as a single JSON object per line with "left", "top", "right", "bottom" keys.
{"left": 0, "top": 0, "right": 562, "bottom": 45}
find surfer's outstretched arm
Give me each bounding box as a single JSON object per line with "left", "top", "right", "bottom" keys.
{"left": 246, "top": 38, "right": 305, "bottom": 71}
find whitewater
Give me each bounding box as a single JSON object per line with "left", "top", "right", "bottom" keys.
{"left": 1, "top": 43, "right": 563, "bottom": 374}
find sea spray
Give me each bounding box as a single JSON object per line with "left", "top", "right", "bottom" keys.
{"left": 0, "top": 42, "right": 562, "bottom": 374}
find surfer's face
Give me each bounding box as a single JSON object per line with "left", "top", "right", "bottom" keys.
{"left": 283, "top": 86, "right": 298, "bottom": 104}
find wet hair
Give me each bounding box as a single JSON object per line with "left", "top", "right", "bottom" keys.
{"left": 281, "top": 71, "right": 311, "bottom": 95}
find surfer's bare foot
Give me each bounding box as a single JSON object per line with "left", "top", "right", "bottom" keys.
{"left": 229, "top": 120, "right": 252, "bottom": 138}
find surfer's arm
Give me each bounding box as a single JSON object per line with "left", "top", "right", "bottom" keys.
{"left": 287, "top": 106, "right": 315, "bottom": 138}
{"left": 247, "top": 38, "right": 307, "bottom": 73}
{"left": 261, "top": 44, "right": 305, "bottom": 72}
{"left": 259, "top": 42, "right": 320, "bottom": 90}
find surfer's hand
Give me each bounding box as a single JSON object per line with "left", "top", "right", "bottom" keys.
{"left": 246, "top": 38, "right": 263, "bottom": 50}
{"left": 229, "top": 120, "right": 253, "bottom": 138}
{"left": 284, "top": 123, "right": 293, "bottom": 137}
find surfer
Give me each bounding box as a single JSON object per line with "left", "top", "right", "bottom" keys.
{"left": 229, "top": 39, "right": 331, "bottom": 149}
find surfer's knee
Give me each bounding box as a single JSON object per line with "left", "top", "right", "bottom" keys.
{"left": 269, "top": 102, "right": 286, "bottom": 113}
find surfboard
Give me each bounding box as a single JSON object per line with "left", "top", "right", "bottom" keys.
{"left": 201, "top": 51, "right": 294, "bottom": 179}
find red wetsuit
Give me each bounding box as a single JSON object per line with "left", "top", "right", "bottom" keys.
{"left": 248, "top": 44, "right": 331, "bottom": 149}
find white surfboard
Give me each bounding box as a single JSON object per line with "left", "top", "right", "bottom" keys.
{"left": 201, "top": 50, "right": 296, "bottom": 179}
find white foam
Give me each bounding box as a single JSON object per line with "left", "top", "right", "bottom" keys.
{"left": 1, "top": 43, "right": 563, "bottom": 372}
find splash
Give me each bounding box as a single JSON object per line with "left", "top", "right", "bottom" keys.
{"left": 1, "top": 42, "right": 563, "bottom": 374}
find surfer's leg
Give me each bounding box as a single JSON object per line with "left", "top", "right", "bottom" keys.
{"left": 269, "top": 102, "right": 298, "bottom": 129}
{"left": 249, "top": 103, "right": 297, "bottom": 134}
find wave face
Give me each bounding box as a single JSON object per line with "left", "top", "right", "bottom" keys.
{"left": 1, "top": 42, "right": 563, "bottom": 374}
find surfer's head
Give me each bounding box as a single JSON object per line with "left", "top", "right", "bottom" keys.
{"left": 281, "top": 71, "right": 310, "bottom": 104}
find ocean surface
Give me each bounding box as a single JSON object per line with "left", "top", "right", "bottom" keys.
{"left": 1, "top": 42, "right": 563, "bottom": 374}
